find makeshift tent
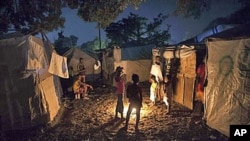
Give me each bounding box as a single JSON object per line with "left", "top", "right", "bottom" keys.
{"left": 103, "top": 45, "right": 155, "bottom": 84}
{"left": 154, "top": 45, "right": 197, "bottom": 110}
{"left": 171, "top": 23, "right": 250, "bottom": 137}
{"left": 63, "top": 47, "right": 101, "bottom": 81}
{"left": 204, "top": 24, "right": 250, "bottom": 137}
{"left": 0, "top": 35, "right": 63, "bottom": 131}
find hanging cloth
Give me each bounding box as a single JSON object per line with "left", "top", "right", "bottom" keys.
{"left": 48, "top": 52, "right": 69, "bottom": 78}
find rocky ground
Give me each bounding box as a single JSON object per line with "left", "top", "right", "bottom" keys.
{"left": 2, "top": 82, "right": 229, "bottom": 141}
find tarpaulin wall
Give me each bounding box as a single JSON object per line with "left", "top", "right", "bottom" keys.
{"left": 205, "top": 38, "right": 250, "bottom": 137}
{"left": 104, "top": 45, "right": 155, "bottom": 84}
{"left": 174, "top": 51, "right": 196, "bottom": 110}
{"left": 0, "top": 35, "right": 62, "bottom": 131}
{"left": 114, "top": 59, "right": 152, "bottom": 83}
{"left": 162, "top": 45, "right": 196, "bottom": 110}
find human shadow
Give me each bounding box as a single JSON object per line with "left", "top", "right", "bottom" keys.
{"left": 111, "top": 126, "right": 146, "bottom": 141}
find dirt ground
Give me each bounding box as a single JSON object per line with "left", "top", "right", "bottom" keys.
{"left": 2, "top": 82, "right": 229, "bottom": 141}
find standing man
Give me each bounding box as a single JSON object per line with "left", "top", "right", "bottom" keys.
{"left": 124, "top": 74, "right": 143, "bottom": 132}
{"left": 77, "top": 57, "right": 86, "bottom": 82}
{"left": 150, "top": 56, "right": 163, "bottom": 102}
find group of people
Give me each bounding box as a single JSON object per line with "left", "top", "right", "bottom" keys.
{"left": 113, "top": 55, "right": 172, "bottom": 132}
{"left": 72, "top": 56, "right": 171, "bottom": 131}
{"left": 149, "top": 56, "right": 171, "bottom": 111}
{"left": 113, "top": 66, "right": 143, "bottom": 132}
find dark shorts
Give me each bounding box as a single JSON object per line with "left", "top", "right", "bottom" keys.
{"left": 79, "top": 71, "right": 85, "bottom": 75}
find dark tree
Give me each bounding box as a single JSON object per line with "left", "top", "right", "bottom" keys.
{"left": 0, "top": 0, "right": 144, "bottom": 34}
{"left": 105, "top": 13, "right": 171, "bottom": 47}
{"left": 54, "top": 31, "right": 78, "bottom": 55}
{"left": 173, "top": 0, "right": 249, "bottom": 19}
{"left": 1, "top": 0, "right": 247, "bottom": 36}
{"left": 0, "top": 0, "right": 65, "bottom": 34}
{"left": 58, "top": 30, "right": 65, "bottom": 39}
{"left": 204, "top": 4, "right": 250, "bottom": 31}
{"left": 76, "top": 0, "right": 144, "bottom": 28}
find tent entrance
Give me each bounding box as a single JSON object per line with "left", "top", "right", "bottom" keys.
{"left": 172, "top": 75, "right": 195, "bottom": 110}
{"left": 163, "top": 50, "right": 197, "bottom": 110}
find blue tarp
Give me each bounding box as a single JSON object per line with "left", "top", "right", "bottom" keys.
{"left": 121, "top": 44, "right": 156, "bottom": 60}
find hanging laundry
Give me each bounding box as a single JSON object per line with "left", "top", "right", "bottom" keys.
{"left": 48, "top": 52, "right": 69, "bottom": 78}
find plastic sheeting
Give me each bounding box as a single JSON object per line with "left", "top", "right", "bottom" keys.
{"left": 173, "top": 51, "right": 196, "bottom": 109}
{"left": 103, "top": 45, "right": 155, "bottom": 84}
{"left": 110, "top": 45, "right": 155, "bottom": 83}
{"left": 163, "top": 45, "right": 195, "bottom": 59}
{"left": 0, "top": 35, "right": 62, "bottom": 131}
{"left": 120, "top": 45, "right": 155, "bottom": 61}
{"left": 205, "top": 38, "right": 250, "bottom": 137}
{"left": 160, "top": 45, "right": 196, "bottom": 109}
{"left": 114, "top": 59, "right": 152, "bottom": 83}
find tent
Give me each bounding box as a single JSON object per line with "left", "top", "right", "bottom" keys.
{"left": 0, "top": 35, "right": 63, "bottom": 131}
{"left": 102, "top": 45, "right": 155, "bottom": 84}
{"left": 204, "top": 23, "right": 250, "bottom": 137}
{"left": 63, "top": 47, "right": 101, "bottom": 82}
{"left": 153, "top": 45, "right": 197, "bottom": 110}
{"left": 162, "top": 23, "right": 250, "bottom": 137}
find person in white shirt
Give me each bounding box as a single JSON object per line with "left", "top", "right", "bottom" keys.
{"left": 149, "top": 56, "right": 164, "bottom": 102}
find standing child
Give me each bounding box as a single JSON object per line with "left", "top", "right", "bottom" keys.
{"left": 73, "top": 75, "right": 83, "bottom": 99}
{"left": 149, "top": 75, "right": 158, "bottom": 105}
{"left": 124, "top": 74, "right": 143, "bottom": 132}
{"left": 114, "top": 66, "right": 125, "bottom": 119}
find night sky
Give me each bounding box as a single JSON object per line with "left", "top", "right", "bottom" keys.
{"left": 46, "top": 0, "right": 241, "bottom": 46}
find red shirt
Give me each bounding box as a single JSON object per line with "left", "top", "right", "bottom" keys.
{"left": 116, "top": 76, "right": 125, "bottom": 94}
{"left": 197, "top": 63, "right": 205, "bottom": 83}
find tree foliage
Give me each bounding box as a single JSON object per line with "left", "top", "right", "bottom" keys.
{"left": 173, "top": 0, "right": 211, "bottom": 19}
{"left": 0, "top": 0, "right": 144, "bottom": 33}
{"left": 105, "top": 13, "right": 171, "bottom": 47}
{"left": 204, "top": 3, "right": 250, "bottom": 30}
{"left": 54, "top": 31, "right": 78, "bottom": 55}
{"left": 174, "top": 0, "right": 249, "bottom": 19}
{"left": 1, "top": 0, "right": 248, "bottom": 35}
{"left": 0, "top": 0, "right": 65, "bottom": 34}
{"left": 76, "top": 0, "right": 145, "bottom": 28}
{"left": 80, "top": 37, "right": 107, "bottom": 52}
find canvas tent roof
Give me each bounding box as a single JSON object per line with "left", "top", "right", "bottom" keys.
{"left": 63, "top": 47, "right": 101, "bottom": 78}
{"left": 0, "top": 35, "right": 63, "bottom": 131}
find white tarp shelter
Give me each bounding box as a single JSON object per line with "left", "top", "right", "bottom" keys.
{"left": 0, "top": 35, "right": 63, "bottom": 131}
{"left": 178, "top": 23, "right": 250, "bottom": 137}
{"left": 205, "top": 36, "right": 250, "bottom": 137}
{"left": 160, "top": 23, "right": 250, "bottom": 137}
{"left": 103, "top": 45, "right": 155, "bottom": 84}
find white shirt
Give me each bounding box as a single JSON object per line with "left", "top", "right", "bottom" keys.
{"left": 150, "top": 64, "right": 163, "bottom": 82}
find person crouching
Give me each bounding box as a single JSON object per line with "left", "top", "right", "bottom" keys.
{"left": 73, "top": 74, "right": 93, "bottom": 100}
